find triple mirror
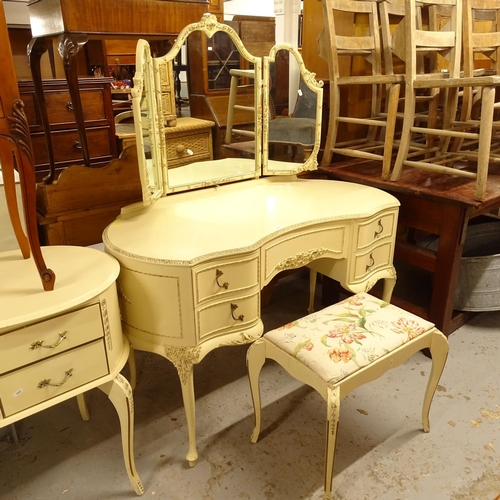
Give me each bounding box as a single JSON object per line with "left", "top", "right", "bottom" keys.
{"left": 131, "top": 14, "right": 323, "bottom": 204}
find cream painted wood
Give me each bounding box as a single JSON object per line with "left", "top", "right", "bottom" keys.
{"left": 247, "top": 298, "right": 449, "bottom": 499}
{"left": 103, "top": 175, "right": 400, "bottom": 467}
{"left": 0, "top": 246, "right": 143, "bottom": 496}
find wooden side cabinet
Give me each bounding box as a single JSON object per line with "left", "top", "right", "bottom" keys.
{"left": 18, "top": 77, "right": 118, "bottom": 182}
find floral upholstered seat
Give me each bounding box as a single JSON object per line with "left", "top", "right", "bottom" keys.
{"left": 265, "top": 292, "right": 435, "bottom": 385}
{"left": 247, "top": 292, "right": 449, "bottom": 500}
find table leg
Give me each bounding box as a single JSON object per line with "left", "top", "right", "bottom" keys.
{"left": 58, "top": 33, "right": 90, "bottom": 167}
{"left": 27, "top": 37, "right": 55, "bottom": 183}
{"left": 381, "top": 272, "right": 397, "bottom": 303}
{"left": 98, "top": 374, "right": 144, "bottom": 496}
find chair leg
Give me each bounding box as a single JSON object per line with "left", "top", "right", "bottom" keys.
{"left": 422, "top": 329, "right": 449, "bottom": 432}
{"left": 382, "top": 83, "right": 401, "bottom": 180}
{"left": 324, "top": 385, "right": 340, "bottom": 500}
{"left": 247, "top": 339, "right": 267, "bottom": 443}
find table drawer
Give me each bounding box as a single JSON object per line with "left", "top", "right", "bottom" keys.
{"left": 0, "top": 340, "right": 108, "bottom": 418}
{"left": 197, "top": 291, "right": 260, "bottom": 342}
{"left": 353, "top": 241, "right": 394, "bottom": 281}
{"left": 356, "top": 211, "right": 397, "bottom": 250}
{"left": 166, "top": 131, "right": 212, "bottom": 168}
{"left": 0, "top": 304, "right": 104, "bottom": 374}
{"left": 194, "top": 256, "right": 259, "bottom": 305}
{"left": 262, "top": 225, "right": 346, "bottom": 283}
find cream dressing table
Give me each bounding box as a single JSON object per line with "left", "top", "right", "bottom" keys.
{"left": 103, "top": 14, "right": 400, "bottom": 467}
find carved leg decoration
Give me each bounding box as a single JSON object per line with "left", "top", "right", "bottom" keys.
{"left": 76, "top": 393, "right": 90, "bottom": 421}
{"left": 58, "top": 33, "right": 91, "bottom": 167}
{"left": 324, "top": 385, "right": 340, "bottom": 500}
{"left": 246, "top": 339, "right": 267, "bottom": 443}
{"left": 422, "top": 329, "right": 449, "bottom": 432}
{"left": 164, "top": 346, "right": 201, "bottom": 467}
{"left": 308, "top": 268, "right": 317, "bottom": 314}
{"left": 98, "top": 374, "right": 144, "bottom": 495}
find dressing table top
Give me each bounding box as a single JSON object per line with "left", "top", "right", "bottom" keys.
{"left": 105, "top": 177, "right": 399, "bottom": 263}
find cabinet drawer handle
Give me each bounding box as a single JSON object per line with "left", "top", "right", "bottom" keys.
{"left": 66, "top": 101, "right": 74, "bottom": 111}
{"left": 231, "top": 303, "right": 244, "bottom": 321}
{"left": 374, "top": 219, "right": 384, "bottom": 238}
{"left": 30, "top": 331, "right": 67, "bottom": 350}
{"left": 216, "top": 269, "right": 229, "bottom": 289}
{"left": 365, "top": 253, "right": 375, "bottom": 271}
{"left": 37, "top": 368, "right": 74, "bottom": 389}
{"left": 73, "top": 141, "right": 82, "bottom": 151}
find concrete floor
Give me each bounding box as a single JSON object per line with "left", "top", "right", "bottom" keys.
{"left": 0, "top": 269, "right": 499, "bottom": 500}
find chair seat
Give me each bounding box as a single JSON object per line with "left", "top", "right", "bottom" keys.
{"left": 264, "top": 292, "right": 435, "bottom": 384}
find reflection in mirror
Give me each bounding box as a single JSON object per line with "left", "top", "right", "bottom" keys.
{"left": 263, "top": 45, "right": 323, "bottom": 175}
{"left": 132, "top": 14, "right": 262, "bottom": 199}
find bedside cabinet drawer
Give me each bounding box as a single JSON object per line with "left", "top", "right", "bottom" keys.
{"left": 0, "top": 340, "right": 109, "bottom": 418}
{"left": 0, "top": 304, "right": 104, "bottom": 374}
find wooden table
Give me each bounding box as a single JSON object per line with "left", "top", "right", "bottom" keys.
{"left": 26, "top": 0, "right": 209, "bottom": 182}
{"left": 320, "top": 160, "right": 500, "bottom": 337}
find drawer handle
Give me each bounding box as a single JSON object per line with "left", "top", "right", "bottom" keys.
{"left": 73, "top": 141, "right": 82, "bottom": 151}
{"left": 66, "top": 101, "right": 74, "bottom": 111}
{"left": 30, "top": 331, "right": 67, "bottom": 350}
{"left": 231, "top": 303, "right": 244, "bottom": 322}
{"left": 374, "top": 220, "right": 384, "bottom": 238}
{"left": 216, "top": 269, "right": 229, "bottom": 289}
{"left": 37, "top": 368, "right": 74, "bottom": 389}
{"left": 365, "top": 253, "right": 375, "bottom": 272}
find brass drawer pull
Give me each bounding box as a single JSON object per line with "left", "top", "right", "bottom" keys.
{"left": 37, "top": 368, "right": 74, "bottom": 389}
{"left": 374, "top": 219, "right": 384, "bottom": 238}
{"left": 30, "top": 331, "right": 67, "bottom": 350}
{"left": 73, "top": 141, "right": 82, "bottom": 151}
{"left": 365, "top": 253, "right": 375, "bottom": 272}
{"left": 216, "top": 269, "right": 229, "bottom": 289}
{"left": 66, "top": 101, "right": 74, "bottom": 111}
{"left": 231, "top": 303, "right": 244, "bottom": 321}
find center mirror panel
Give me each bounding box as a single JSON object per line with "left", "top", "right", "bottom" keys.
{"left": 132, "top": 14, "right": 262, "bottom": 200}
{"left": 262, "top": 44, "right": 323, "bottom": 175}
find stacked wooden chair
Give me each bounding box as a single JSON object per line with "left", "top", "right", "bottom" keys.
{"left": 320, "top": 0, "right": 404, "bottom": 179}
{"left": 321, "top": 0, "right": 500, "bottom": 201}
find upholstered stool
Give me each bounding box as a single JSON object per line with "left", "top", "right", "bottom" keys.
{"left": 247, "top": 292, "right": 449, "bottom": 499}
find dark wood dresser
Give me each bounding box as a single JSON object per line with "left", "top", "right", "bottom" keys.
{"left": 18, "top": 77, "right": 117, "bottom": 182}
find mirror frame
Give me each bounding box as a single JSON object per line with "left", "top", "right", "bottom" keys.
{"left": 262, "top": 44, "right": 324, "bottom": 176}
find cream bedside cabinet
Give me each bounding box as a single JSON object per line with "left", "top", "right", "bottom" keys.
{"left": 0, "top": 245, "right": 144, "bottom": 496}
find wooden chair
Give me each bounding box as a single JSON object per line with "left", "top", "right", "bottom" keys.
{"left": 320, "top": 0, "right": 403, "bottom": 179}
{"left": 247, "top": 292, "right": 449, "bottom": 499}
{"left": 390, "top": 0, "right": 500, "bottom": 201}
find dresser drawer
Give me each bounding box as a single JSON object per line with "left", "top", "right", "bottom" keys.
{"left": 0, "top": 340, "right": 108, "bottom": 418}
{"left": 166, "top": 131, "right": 212, "bottom": 168}
{"left": 0, "top": 304, "right": 104, "bottom": 374}
{"left": 356, "top": 211, "right": 397, "bottom": 250}
{"left": 196, "top": 291, "right": 260, "bottom": 341}
{"left": 193, "top": 256, "right": 259, "bottom": 305}
{"left": 262, "top": 225, "right": 346, "bottom": 283}
{"left": 31, "top": 126, "right": 115, "bottom": 166}
{"left": 352, "top": 241, "right": 394, "bottom": 281}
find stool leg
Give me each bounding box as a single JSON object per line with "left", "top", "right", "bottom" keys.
{"left": 247, "top": 339, "right": 267, "bottom": 443}
{"left": 324, "top": 385, "right": 340, "bottom": 499}
{"left": 422, "top": 329, "right": 449, "bottom": 432}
